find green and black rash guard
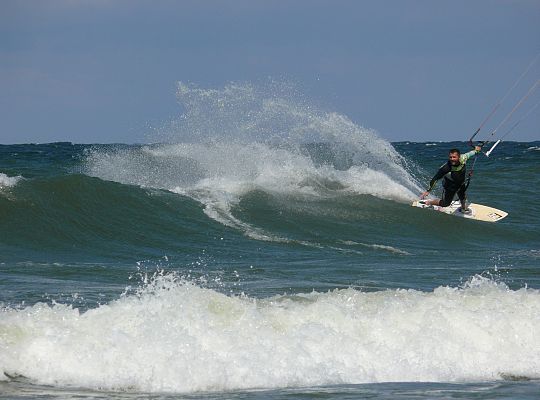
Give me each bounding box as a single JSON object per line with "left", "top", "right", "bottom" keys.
{"left": 427, "top": 150, "right": 478, "bottom": 192}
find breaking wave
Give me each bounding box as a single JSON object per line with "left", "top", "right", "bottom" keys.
{"left": 1, "top": 274, "right": 539, "bottom": 393}
{"left": 84, "top": 82, "right": 422, "bottom": 240}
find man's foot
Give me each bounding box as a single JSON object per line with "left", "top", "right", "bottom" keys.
{"left": 459, "top": 207, "right": 472, "bottom": 215}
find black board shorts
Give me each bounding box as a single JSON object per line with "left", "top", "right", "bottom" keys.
{"left": 440, "top": 185, "right": 466, "bottom": 207}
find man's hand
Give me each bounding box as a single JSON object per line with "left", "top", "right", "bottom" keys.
{"left": 420, "top": 191, "right": 429, "bottom": 199}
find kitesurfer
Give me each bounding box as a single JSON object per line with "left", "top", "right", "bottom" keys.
{"left": 420, "top": 146, "right": 482, "bottom": 213}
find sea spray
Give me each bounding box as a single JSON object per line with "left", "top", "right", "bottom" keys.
{"left": 1, "top": 273, "right": 539, "bottom": 393}
{"left": 85, "top": 82, "right": 423, "bottom": 240}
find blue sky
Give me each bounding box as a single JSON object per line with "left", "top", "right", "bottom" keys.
{"left": 1, "top": 0, "right": 539, "bottom": 143}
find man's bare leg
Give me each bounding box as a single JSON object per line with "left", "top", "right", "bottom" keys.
{"left": 422, "top": 199, "right": 440, "bottom": 206}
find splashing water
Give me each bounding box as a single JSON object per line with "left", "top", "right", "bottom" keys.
{"left": 1, "top": 272, "right": 539, "bottom": 393}
{"left": 0, "top": 173, "right": 22, "bottom": 188}
{"left": 85, "top": 82, "right": 422, "bottom": 239}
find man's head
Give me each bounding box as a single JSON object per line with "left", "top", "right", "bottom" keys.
{"left": 448, "top": 148, "right": 460, "bottom": 165}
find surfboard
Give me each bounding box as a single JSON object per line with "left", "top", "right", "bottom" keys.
{"left": 411, "top": 200, "right": 508, "bottom": 222}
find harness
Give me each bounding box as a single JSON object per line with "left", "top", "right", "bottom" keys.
{"left": 442, "top": 161, "right": 467, "bottom": 190}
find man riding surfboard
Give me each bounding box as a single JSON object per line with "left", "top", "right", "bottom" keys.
{"left": 420, "top": 146, "right": 482, "bottom": 214}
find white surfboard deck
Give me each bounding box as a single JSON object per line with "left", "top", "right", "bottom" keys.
{"left": 411, "top": 200, "right": 508, "bottom": 222}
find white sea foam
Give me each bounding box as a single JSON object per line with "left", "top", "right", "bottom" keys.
{"left": 0, "top": 173, "right": 22, "bottom": 188}
{"left": 340, "top": 240, "right": 411, "bottom": 255}
{"left": 85, "top": 82, "right": 423, "bottom": 239}
{"left": 1, "top": 275, "right": 539, "bottom": 393}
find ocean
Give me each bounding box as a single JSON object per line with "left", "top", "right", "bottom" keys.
{"left": 1, "top": 84, "right": 539, "bottom": 399}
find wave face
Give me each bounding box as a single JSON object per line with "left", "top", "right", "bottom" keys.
{"left": 1, "top": 275, "right": 539, "bottom": 393}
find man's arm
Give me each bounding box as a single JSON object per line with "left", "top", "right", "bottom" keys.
{"left": 429, "top": 163, "right": 450, "bottom": 190}
{"left": 421, "top": 164, "right": 450, "bottom": 198}
{"left": 460, "top": 146, "right": 482, "bottom": 163}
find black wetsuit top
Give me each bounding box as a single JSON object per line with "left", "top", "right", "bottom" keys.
{"left": 427, "top": 150, "right": 477, "bottom": 192}
{"left": 430, "top": 162, "right": 466, "bottom": 191}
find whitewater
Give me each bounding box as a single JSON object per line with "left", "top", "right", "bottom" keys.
{"left": 2, "top": 275, "right": 539, "bottom": 393}
{"left": 84, "top": 82, "right": 422, "bottom": 242}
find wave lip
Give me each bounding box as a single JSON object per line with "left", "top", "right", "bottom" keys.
{"left": 1, "top": 276, "right": 539, "bottom": 393}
